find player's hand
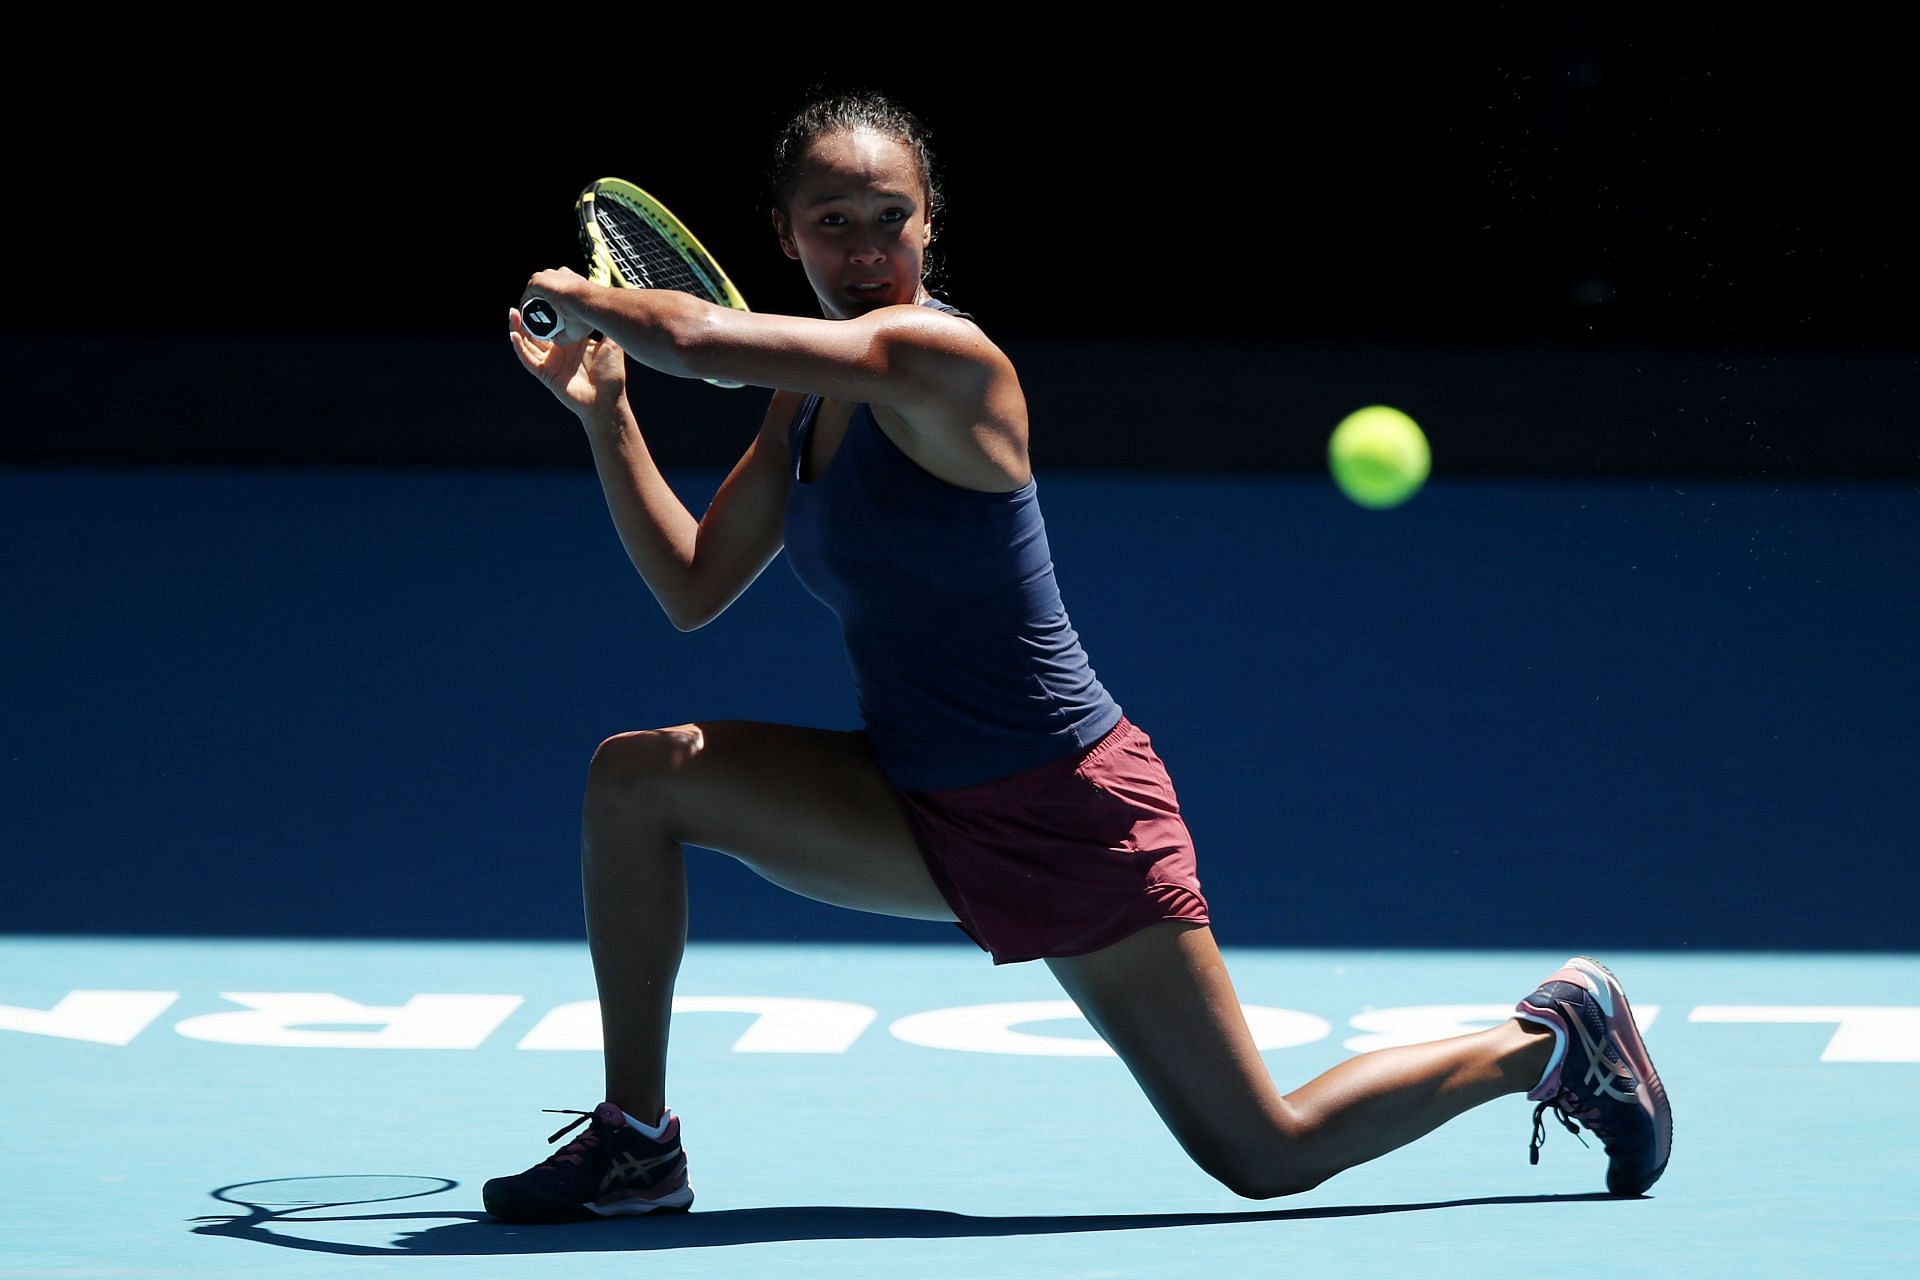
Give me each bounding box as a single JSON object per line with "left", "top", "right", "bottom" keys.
{"left": 518, "top": 267, "right": 595, "bottom": 342}
{"left": 507, "top": 306, "right": 628, "bottom": 420}
{"left": 524, "top": 266, "right": 590, "bottom": 297}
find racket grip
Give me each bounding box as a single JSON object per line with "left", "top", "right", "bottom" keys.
{"left": 521, "top": 297, "right": 563, "bottom": 340}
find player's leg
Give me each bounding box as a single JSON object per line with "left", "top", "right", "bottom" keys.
{"left": 581, "top": 719, "right": 956, "bottom": 1122}
{"left": 1045, "top": 921, "right": 1554, "bottom": 1198}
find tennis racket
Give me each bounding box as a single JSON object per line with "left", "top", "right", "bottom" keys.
{"left": 522, "top": 177, "right": 750, "bottom": 390}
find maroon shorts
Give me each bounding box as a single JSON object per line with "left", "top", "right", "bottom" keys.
{"left": 884, "top": 715, "right": 1210, "bottom": 965}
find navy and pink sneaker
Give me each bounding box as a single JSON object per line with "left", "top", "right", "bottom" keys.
{"left": 483, "top": 1103, "right": 694, "bottom": 1222}
{"left": 1514, "top": 956, "right": 1673, "bottom": 1196}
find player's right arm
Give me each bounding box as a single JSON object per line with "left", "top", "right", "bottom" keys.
{"left": 508, "top": 310, "right": 793, "bottom": 632}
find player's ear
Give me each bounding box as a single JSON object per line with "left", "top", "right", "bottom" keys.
{"left": 771, "top": 209, "right": 799, "bottom": 260}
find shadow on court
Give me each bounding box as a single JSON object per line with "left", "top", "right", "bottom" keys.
{"left": 191, "top": 1189, "right": 1627, "bottom": 1257}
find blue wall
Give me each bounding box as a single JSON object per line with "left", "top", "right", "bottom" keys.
{"left": 4, "top": 466, "right": 1914, "bottom": 950}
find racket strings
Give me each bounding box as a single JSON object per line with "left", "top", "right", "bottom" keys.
{"left": 597, "top": 201, "right": 721, "bottom": 304}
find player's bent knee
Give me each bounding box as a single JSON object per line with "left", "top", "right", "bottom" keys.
{"left": 1210, "top": 1159, "right": 1323, "bottom": 1202}
{"left": 586, "top": 725, "right": 707, "bottom": 811}
{"left": 1189, "top": 1139, "right": 1323, "bottom": 1201}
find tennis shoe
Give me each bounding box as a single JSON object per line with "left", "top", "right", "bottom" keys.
{"left": 1514, "top": 956, "right": 1672, "bottom": 1196}
{"left": 482, "top": 1102, "right": 693, "bottom": 1222}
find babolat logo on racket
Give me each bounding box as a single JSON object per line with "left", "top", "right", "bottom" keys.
{"left": 523, "top": 300, "right": 560, "bottom": 338}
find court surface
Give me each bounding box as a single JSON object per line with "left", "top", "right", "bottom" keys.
{"left": 4, "top": 936, "right": 1916, "bottom": 1278}
{"left": 4, "top": 467, "right": 1915, "bottom": 1274}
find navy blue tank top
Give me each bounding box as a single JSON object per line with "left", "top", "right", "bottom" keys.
{"left": 782, "top": 296, "right": 1123, "bottom": 791}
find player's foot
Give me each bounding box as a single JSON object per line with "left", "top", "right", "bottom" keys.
{"left": 482, "top": 1102, "right": 694, "bottom": 1222}
{"left": 1514, "top": 956, "right": 1672, "bottom": 1196}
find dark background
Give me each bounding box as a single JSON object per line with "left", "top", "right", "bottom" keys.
{"left": 3, "top": 21, "right": 1915, "bottom": 951}
{"left": 4, "top": 19, "right": 1914, "bottom": 474}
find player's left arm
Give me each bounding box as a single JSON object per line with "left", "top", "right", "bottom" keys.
{"left": 521, "top": 269, "right": 1002, "bottom": 412}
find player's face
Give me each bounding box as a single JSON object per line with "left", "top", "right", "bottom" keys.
{"left": 774, "top": 129, "right": 933, "bottom": 319}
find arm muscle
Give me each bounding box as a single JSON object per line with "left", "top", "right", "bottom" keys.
{"left": 678, "top": 389, "right": 801, "bottom": 630}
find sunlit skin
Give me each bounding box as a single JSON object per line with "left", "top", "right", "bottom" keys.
{"left": 769, "top": 128, "right": 935, "bottom": 319}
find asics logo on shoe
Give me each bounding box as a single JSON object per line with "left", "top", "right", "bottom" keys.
{"left": 1557, "top": 998, "right": 1639, "bottom": 1104}
{"left": 1572, "top": 963, "right": 1616, "bottom": 1019}
{"left": 599, "top": 1151, "right": 679, "bottom": 1193}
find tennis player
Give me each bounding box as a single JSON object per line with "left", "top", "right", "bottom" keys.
{"left": 487, "top": 89, "right": 1670, "bottom": 1221}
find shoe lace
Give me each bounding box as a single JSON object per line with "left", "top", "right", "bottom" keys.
{"left": 1529, "top": 1089, "right": 1596, "bottom": 1165}
{"left": 538, "top": 1109, "right": 606, "bottom": 1168}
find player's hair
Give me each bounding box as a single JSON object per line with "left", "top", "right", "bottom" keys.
{"left": 767, "top": 86, "right": 948, "bottom": 288}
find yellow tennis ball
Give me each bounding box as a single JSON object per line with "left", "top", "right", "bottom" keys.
{"left": 1328, "top": 405, "right": 1431, "bottom": 509}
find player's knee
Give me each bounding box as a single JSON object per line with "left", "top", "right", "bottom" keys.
{"left": 585, "top": 725, "right": 705, "bottom": 813}
{"left": 1215, "top": 1164, "right": 1323, "bottom": 1201}
{"left": 1197, "top": 1144, "right": 1324, "bottom": 1201}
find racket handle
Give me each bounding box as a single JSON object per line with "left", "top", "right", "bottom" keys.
{"left": 521, "top": 297, "right": 563, "bottom": 340}
{"left": 521, "top": 293, "right": 742, "bottom": 388}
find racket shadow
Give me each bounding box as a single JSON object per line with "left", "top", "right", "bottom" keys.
{"left": 192, "top": 1187, "right": 1624, "bottom": 1257}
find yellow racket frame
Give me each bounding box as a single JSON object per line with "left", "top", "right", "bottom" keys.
{"left": 579, "top": 177, "right": 750, "bottom": 313}
{"left": 574, "top": 178, "right": 748, "bottom": 389}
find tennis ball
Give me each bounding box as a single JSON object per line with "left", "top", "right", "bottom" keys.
{"left": 1328, "top": 405, "right": 1431, "bottom": 509}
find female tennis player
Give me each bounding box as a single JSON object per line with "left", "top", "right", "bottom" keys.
{"left": 486, "top": 90, "right": 1670, "bottom": 1221}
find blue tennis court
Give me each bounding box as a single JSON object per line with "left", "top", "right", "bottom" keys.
{"left": 3, "top": 465, "right": 1915, "bottom": 1276}
{"left": 4, "top": 937, "right": 1916, "bottom": 1276}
